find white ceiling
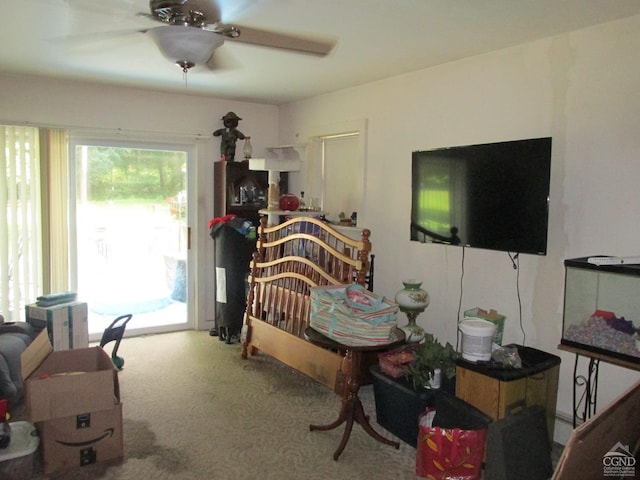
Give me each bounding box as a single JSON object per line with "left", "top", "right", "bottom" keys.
{"left": 2, "top": 0, "right": 640, "bottom": 105}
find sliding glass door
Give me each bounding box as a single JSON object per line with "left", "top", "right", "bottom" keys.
{"left": 69, "top": 138, "right": 193, "bottom": 340}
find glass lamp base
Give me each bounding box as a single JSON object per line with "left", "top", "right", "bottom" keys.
{"left": 400, "top": 311, "right": 425, "bottom": 343}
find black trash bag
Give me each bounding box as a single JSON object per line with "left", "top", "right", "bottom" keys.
{"left": 210, "top": 221, "right": 256, "bottom": 343}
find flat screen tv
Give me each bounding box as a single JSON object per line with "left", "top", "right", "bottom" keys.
{"left": 411, "top": 137, "right": 552, "bottom": 255}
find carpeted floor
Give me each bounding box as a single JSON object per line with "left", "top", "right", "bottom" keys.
{"left": 13, "top": 330, "right": 563, "bottom": 479}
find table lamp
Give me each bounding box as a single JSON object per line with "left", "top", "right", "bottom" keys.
{"left": 395, "top": 279, "right": 430, "bottom": 343}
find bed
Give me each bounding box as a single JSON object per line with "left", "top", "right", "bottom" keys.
{"left": 240, "top": 216, "right": 373, "bottom": 393}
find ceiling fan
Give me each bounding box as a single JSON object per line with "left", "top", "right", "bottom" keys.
{"left": 142, "top": 0, "right": 336, "bottom": 73}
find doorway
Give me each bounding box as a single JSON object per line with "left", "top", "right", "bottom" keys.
{"left": 69, "top": 139, "right": 192, "bottom": 340}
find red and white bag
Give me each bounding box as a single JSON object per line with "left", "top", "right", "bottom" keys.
{"left": 416, "top": 408, "right": 488, "bottom": 480}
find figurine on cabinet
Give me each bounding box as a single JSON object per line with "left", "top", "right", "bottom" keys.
{"left": 213, "top": 111, "right": 246, "bottom": 162}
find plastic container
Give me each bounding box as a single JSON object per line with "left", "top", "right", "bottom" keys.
{"left": 431, "top": 390, "right": 492, "bottom": 430}
{"left": 0, "top": 421, "right": 9, "bottom": 448}
{"left": 464, "top": 307, "right": 506, "bottom": 346}
{"left": 0, "top": 421, "right": 39, "bottom": 480}
{"left": 459, "top": 318, "right": 496, "bottom": 362}
{"left": 370, "top": 365, "right": 437, "bottom": 447}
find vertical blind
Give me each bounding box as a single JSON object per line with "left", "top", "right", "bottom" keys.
{"left": 0, "top": 125, "right": 43, "bottom": 321}
{"left": 40, "top": 128, "right": 69, "bottom": 293}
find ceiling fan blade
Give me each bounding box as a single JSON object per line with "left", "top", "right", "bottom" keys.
{"left": 36, "top": 0, "right": 139, "bottom": 16}
{"left": 225, "top": 25, "right": 336, "bottom": 57}
{"left": 49, "top": 28, "right": 147, "bottom": 49}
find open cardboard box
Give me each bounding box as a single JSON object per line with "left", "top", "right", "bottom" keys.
{"left": 20, "top": 330, "right": 123, "bottom": 474}
{"left": 21, "top": 329, "right": 120, "bottom": 423}
{"left": 38, "top": 403, "right": 124, "bottom": 475}
{"left": 552, "top": 379, "right": 640, "bottom": 479}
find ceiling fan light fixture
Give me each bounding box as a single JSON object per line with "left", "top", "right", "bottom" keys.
{"left": 176, "top": 60, "right": 195, "bottom": 73}
{"left": 148, "top": 25, "right": 223, "bottom": 68}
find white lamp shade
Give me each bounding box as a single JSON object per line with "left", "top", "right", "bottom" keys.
{"left": 148, "top": 25, "right": 223, "bottom": 64}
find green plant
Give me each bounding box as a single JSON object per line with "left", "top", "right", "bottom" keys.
{"left": 405, "top": 333, "right": 460, "bottom": 390}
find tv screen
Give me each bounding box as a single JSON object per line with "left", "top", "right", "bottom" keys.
{"left": 411, "top": 137, "right": 552, "bottom": 255}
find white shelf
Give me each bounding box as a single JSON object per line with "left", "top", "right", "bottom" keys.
{"left": 266, "top": 144, "right": 307, "bottom": 160}
{"left": 249, "top": 158, "right": 300, "bottom": 172}
{"left": 266, "top": 144, "right": 306, "bottom": 150}
{"left": 259, "top": 209, "right": 324, "bottom": 217}
{"left": 333, "top": 224, "right": 366, "bottom": 241}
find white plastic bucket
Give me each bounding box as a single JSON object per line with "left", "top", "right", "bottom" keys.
{"left": 459, "top": 318, "right": 497, "bottom": 362}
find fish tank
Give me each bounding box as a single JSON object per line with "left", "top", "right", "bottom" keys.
{"left": 561, "top": 257, "right": 640, "bottom": 365}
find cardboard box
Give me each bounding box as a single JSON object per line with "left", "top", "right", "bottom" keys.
{"left": 552, "top": 380, "right": 640, "bottom": 480}
{"left": 21, "top": 330, "right": 120, "bottom": 423}
{"left": 68, "top": 302, "right": 89, "bottom": 349}
{"left": 25, "top": 301, "right": 89, "bottom": 349}
{"left": 38, "top": 403, "right": 123, "bottom": 475}
{"left": 26, "top": 303, "right": 70, "bottom": 350}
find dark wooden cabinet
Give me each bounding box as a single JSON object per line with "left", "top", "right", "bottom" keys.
{"left": 214, "top": 160, "right": 289, "bottom": 225}
{"left": 214, "top": 161, "right": 268, "bottom": 225}
{"left": 455, "top": 346, "right": 560, "bottom": 442}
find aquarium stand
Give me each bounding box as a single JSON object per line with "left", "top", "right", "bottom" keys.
{"left": 558, "top": 343, "right": 640, "bottom": 427}
{"left": 572, "top": 351, "right": 599, "bottom": 428}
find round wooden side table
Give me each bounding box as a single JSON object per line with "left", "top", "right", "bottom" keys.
{"left": 305, "top": 327, "right": 405, "bottom": 460}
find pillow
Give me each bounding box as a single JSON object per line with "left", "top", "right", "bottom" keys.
{"left": 0, "top": 331, "right": 33, "bottom": 400}
{"left": 0, "top": 354, "right": 17, "bottom": 399}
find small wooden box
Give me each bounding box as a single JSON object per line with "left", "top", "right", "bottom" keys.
{"left": 455, "top": 345, "right": 560, "bottom": 441}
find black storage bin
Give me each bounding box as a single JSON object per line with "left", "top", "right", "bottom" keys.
{"left": 210, "top": 221, "right": 256, "bottom": 343}
{"left": 431, "top": 390, "right": 493, "bottom": 430}
{"left": 370, "top": 365, "right": 437, "bottom": 447}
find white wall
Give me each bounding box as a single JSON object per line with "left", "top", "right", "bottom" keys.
{"left": 279, "top": 15, "right": 640, "bottom": 444}
{"left": 0, "top": 73, "right": 280, "bottom": 332}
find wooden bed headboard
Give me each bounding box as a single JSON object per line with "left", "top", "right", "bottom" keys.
{"left": 241, "top": 216, "right": 373, "bottom": 391}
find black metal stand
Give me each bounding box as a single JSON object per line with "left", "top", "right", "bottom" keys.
{"left": 559, "top": 343, "right": 640, "bottom": 428}
{"left": 571, "top": 353, "right": 599, "bottom": 427}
